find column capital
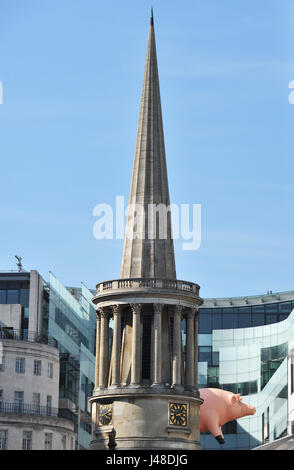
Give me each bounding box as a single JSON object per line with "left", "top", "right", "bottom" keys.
{"left": 186, "top": 307, "right": 198, "bottom": 318}
{"left": 191, "top": 307, "right": 198, "bottom": 316}
{"left": 98, "top": 307, "right": 109, "bottom": 319}
{"left": 112, "top": 304, "right": 122, "bottom": 316}
{"left": 153, "top": 303, "right": 163, "bottom": 315}
{"left": 174, "top": 305, "right": 183, "bottom": 316}
{"left": 130, "top": 303, "right": 142, "bottom": 315}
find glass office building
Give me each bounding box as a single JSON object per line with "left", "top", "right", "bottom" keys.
{"left": 198, "top": 290, "right": 294, "bottom": 449}
{"left": 46, "top": 273, "right": 96, "bottom": 449}
{"left": 0, "top": 270, "right": 97, "bottom": 450}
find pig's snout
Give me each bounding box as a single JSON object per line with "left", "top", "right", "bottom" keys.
{"left": 242, "top": 405, "right": 256, "bottom": 416}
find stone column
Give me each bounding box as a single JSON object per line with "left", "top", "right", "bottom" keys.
{"left": 152, "top": 303, "right": 163, "bottom": 387}
{"left": 94, "top": 313, "right": 101, "bottom": 387}
{"left": 130, "top": 303, "right": 142, "bottom": 387}
{"left": 193, "top": 308, "right": 199, "bottom": 388}
{"left": 172, "top": 305, "right": 183, "bottom": 389}
{"left": 185, "top": 309, "right": 195, "bottom": 390}
{"left": 111, "top": 304, "right": 122, "bottom": 387}
{"left": 98, "top": 308, "right": 109, "bottom": 388}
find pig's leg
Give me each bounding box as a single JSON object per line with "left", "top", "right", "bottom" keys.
{"left": 215, "top": 429, "right": 225, "bottom": 445}
{"left": 201, "top": 410, "right": 225, "bottom": 444}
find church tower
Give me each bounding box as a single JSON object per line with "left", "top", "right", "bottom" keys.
{"left": 89, "top": 11, "right": 203, "bottom": 450}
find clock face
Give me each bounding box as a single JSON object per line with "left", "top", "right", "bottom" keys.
{"left": 98, "top": 404, "right": 112, "bottom": 426}
{"left": 169, "top": 403, "right": 188, "bottom": 427}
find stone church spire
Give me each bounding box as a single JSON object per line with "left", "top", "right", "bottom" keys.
{"left": 90, "top": 13, "right": 203, "bottom": 451}
{"left": 120, "top": 11, "right": 176, "bottom": 279}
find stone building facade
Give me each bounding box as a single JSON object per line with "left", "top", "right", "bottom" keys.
{"left": 0, "top": 336, "right": 75, "bottom": 450}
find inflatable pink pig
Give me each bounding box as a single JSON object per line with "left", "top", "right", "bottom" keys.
{"left": 199, "top": 388, "right": 256, "bottom": 444}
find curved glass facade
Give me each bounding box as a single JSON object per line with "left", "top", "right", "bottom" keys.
{"left": 198, "top": 292, "right": 294, "bottom": 450}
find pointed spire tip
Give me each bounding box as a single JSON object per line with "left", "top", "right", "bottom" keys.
{"left": 150, "top": 6, "right": 154, "bottom": 25}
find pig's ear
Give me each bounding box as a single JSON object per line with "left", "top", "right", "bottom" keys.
{"left": 228, "top": 393, "right": 240, "bottom": 404}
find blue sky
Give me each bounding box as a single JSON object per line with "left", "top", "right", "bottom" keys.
{"left": 0, "top": 0, "right": 294, "bottom": 298}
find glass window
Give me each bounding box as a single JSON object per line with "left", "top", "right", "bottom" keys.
{"left": 199, "top": 346, "right": 212, "bottom": 364}
{"left": 212, "top": 352, "right": 219, "bottom": 366}
{"left": 222, "top": 383, "right": 237, "bottom": 393}
{"left": 15, "top": 357, "right": 25, "bottom": 374}
{"left": 7, "top": 290, "right": 19, "bottom": 304}
{"left": 62, "top": 435, "right": 66, "bottom": 450}
{"left": 0, "top": 356, "right": 5, "bottom": 372}
{"left": 14, "top": 391, "right": 24, "bottom": 404}
{"left": 279, "top": 302, "right": 292, "bottom": 314}
{"left": 222, "top": 307, "right": 238, "bottom": 315}
{"left": 46, "top": 395, "right": 52, "bottom": 416}
{"left": 14, "top": 391, "right": 24, "bottom": 412}
{"left": 0, "top": 290, "right": 6, "bottom": 304}
{"left": 20, "top": 289, "right": 30, "bottom": 307}
{"left": 222, "top": 313, "right": 238, "bottom": 329}
{"left": 48, "top": 362, "right": 53, "bottom": 379}
{"left": 0, "top": 430, "right": 8, "bottom": 450}
{"left": 238, "top": 313, "right": 251, "bottom": 328}
{"left": 238, "top": 307, "right": 251, "bottom": 314}
{"left": 252, "top": 305, "right": 264, "bottom": 314}
{"left": 239, "top": 382, "right": 249, "bottom": 395}
{"left": 23, "top": 431, "right": 32, "bottom": 450}
{"left": 199, "top": 309, "right": 211, "bottom": 315}
{"left": 279, "top": 314, "right": 288, "bottom": 322}
{"left": 212, "top": 313, "right": 222, "bottom": 330}
{"left": 252, "top": 313, "right": 264, "bottom": 327}
{"left": 33, "top": 393, "right": 40, "bottom": 413}
{"left": 266, "top": 314, "right": 277, "bottom": 325}
{"left": 249, "top": 380, "right": 258, "bottom": 394}
{"left": 199, "top": 314, "right": 212, "bottom": 334}
{"left": 265, "top": 303, "right": 278, "bottom": 313}
{"left": 222, "top": 420, "right": 237, "bottom": 434}
{"left": 261, "top": 343, "right": 288, "bottom": 389}
{"left": 34, "top": 360, "right": 41, "bottom": 376}
{"left": 44, "top": 433, "right": 52, "bottom": 450}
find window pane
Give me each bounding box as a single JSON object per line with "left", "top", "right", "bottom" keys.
{"left": 0, "top": 291, "right": 6, "bottom": 304}
{"left": 252, "top": 305, "right": 264, "bottom": 314}
{"left": 20, "top": 289, "right": 30, "bottom": 307}
{"left": 212, "top": 352, "right": 219, "bottom": 366}
{"left": 15, "top": 358, "right": 25, "bottom": 373}
{"left": 0, "top": 430, "right": 8, "bottom": 450}
{"left": 34, "top": 360, "right": 41, "bottom": 376}
{"left": 279, "top": 302, "right": 292, "bottom": 314}
{"left": 199, "top": 346, "right": 212, "bottom": 364}
{"left": 45, "top": 433, "right": 52, "bottom": 450}
{"left": 238, "top": 313, "right": 251, "bottom": 328}
{"left": 265, "top": 303, "right": 278, "bottom": 313}
{"left": 238, "top": 307, "right": 251, "bottom": 314}
{"left": 222, "top": 313, "right": 238, "bottom": 329}
{"left": 266, "top": 314, "right": 277, "bottom": 325}
{"left": 252, "top": 313, "right": 264, "bottom": 326}
{"left": 48, "top": 363, "right": 53, "bottom": 379}
{"left": 23, "top": 431, "right": 32, "bottom": 450}
{"left": 212, "top": 313, "right": 222, "bottom": 330}
{"left": 199, "top": 314, "right": 212, "bottom": 334}
{"left": 7, "top": 290, "right": 19, "bottom": 304}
